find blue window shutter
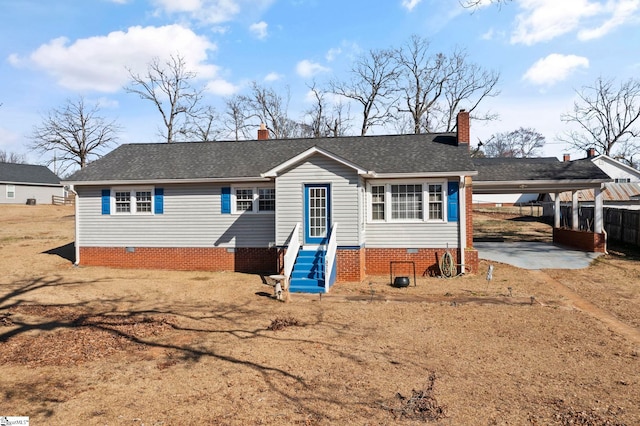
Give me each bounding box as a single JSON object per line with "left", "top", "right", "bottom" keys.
{"left": 101, "top": 189, "right": 110, "bottom": 215}
{"left": 154, "top": 188, "right": 164, "bottom": 214}
{"left": 447, "top": 181, "right": 459, "bottom": 222}
{"left": 221, "top": 187, "right": 231, "bottom": 214}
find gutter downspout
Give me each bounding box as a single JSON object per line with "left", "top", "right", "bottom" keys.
{"left": 459, "top": 175, "right": 466, "bottom": 274}
{"left": 71, "top": 185, "right": 80, "bottom": 266}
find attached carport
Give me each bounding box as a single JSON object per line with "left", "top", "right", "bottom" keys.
{"left": 472, "top": 157, "right": 612, "bottom": 252}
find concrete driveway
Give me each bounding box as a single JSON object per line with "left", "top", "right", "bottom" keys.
{"left": 474, "top": 241, "right": 603, "bottom": 270}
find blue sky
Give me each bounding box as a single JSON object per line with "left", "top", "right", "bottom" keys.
{"left": 1, "top": 0, "right": 639, "bottom": 167}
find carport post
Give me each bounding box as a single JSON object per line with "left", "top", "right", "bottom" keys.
{"left": 594, "top": 187, "right": 603, "bottom": 233}
{"left": 572, "top": 191, "right": 579, "bottom": 230}
{"left": 554, "top": 192, "right": 561, "bottom": 229}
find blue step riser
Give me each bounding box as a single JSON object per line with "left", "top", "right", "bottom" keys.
{"left": 290, "top": 250, "right": 328, "bottom": 293}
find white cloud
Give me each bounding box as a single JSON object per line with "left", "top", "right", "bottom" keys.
{"left": 578, "top": 0, "right": 640, "bottom": 40}
{"left": 205, "top": 79, "right": 239, "bottom": 96}
{"left": 264, "top": 72, "right": 282, "bottom": 82}
{"left": 295, "top": 60, "right": 330, "bottom": 78}
{"left": 523, "top": 53, "right": 589, "bottom": 86}
{"left": 12, "top": 25, "right": 217, "bottom": 93}
{"left": 249, "top": 21, "right": 268, "bottom": 39}
{"left": 511, "top": 0, "right": 640, "bottom": 45}
{"left": 325, "top": 40, "right": 360, "bottom": 62}
{"left": 152, "top": 0, "right": 275, "bottom": 25}
{"left": 326, "top": 47, "right": 342, "bottom": 62}
{"left": 511, "top": 0, "right": 602, "bottom": 45}
{"left": 402, "top": 0, "right": 422, "bottom": 11}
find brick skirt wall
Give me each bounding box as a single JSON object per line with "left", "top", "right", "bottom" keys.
{"left": 365, "top": 247, "right": 479, "bottom": 277}
{"left": 79, "top": 247, "right": 278, "bottom": 274}
{"left": 79, "top": 245, "right": 480, "bottom": 282}
{"left": 552, "top": 228, "right": 606, "bottom": 253}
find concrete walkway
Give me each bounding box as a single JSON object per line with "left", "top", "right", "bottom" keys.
{"left": 474, "top": 241, "right": 602, "bottom": 270}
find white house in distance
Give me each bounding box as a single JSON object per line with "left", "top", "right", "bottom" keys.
{"left": 545, "top": 150, "right": 640, "bottom": 215}
{"left": 0, "top": 162, "right": 63, "bottom": 205}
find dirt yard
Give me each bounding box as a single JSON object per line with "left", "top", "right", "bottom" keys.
{"left": 1, "top": 205, "right": 638, "bottom": 425}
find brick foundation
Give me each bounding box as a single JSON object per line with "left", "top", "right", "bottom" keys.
{"left": 552, "top": 228, "right": 606, "bottom": 253}
{"left": 79, "top": 245, "right": 480, "bottom": 282}
{"left": 365, "top": 248, "right": 472, "bottom": 277}
{"left": 79, "top": 247, "right": 278, "bottom": 274}
{"left": 336, "top": 248, "right": 366, "bottom": 282}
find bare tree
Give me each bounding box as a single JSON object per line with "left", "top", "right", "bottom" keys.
{"left": 221, "top": 95, "right": 253, "bottom": 141}
{"left": 30, "top": 97, "right": 120, "bottom": 172}
{"left": 304, "top": 83, "right": 352, "bottom": 138}
{"left": 483, "top": 127, "right": 545, "bottom": 158}
{"left": 125, "top": 54, "right": 202, "bottom": 143}
{"left": 178, "top": 105, "right": 221, "bottom": 141}
{"left": 394, "top": 35, "right": 455, "bottom": 134}
{"left": 0, "top": 150, "right": 26, "bottom": 164}
{"left": 560, "top": 77, "right": 640, "bottom": 164}
{"left": 241, "top": 82, "right": 294, "bottom": 139}
{"left": 330, "top": 48, "right": 400, "bottom": 136}
{"left": 461, "top": 0, "right": 512, "bottom": 8}
{"left": 437, "top": 49, "right": 500, "bottom": 132}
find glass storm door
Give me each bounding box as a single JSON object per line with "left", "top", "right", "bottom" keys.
{"left": 304, "top": 184, "right": 331, "bottom": 244}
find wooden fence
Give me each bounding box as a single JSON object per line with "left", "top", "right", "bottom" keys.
{"left": 566, "top": 206, "right": 640, "bottom": 247}
{"left": 52, "top": 194, "right": 75, "bottom": 206}
{"left": 604, "top": 208, "right": 640, "bottom": 246}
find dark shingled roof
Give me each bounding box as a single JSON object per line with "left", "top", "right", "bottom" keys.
{"left": 0, "top": 162, "right": 61, "bottom": 185}
{"left": 473, "top": 157, "right": 611, "bottom": 182}
{"left": 66, "top": 133, "right": 476, "bottom": 182}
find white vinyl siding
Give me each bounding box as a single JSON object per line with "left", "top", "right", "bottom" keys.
{"left": 275, "top": 154, "right": 361, "bottom": 246}
{"left": 365, "top": 222, "right": 459, "bottom": 248}
{"left": 76, "top": 183, "right": 275, "bottom": 248}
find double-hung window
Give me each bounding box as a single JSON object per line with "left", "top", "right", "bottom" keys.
{"left": 369, "top": 181, "right": 447, "bottom": 222}
{"left": 428, "top": 184, "right": 443, "bottom": 220}
{"left": 232, "top": 186, "right": 275, "bottom": 213}
{"left": 112, "top": 188, "right": 154, "bottom": 214}
{"left": 6, "top": 185, "right": 15, "bottom": 199}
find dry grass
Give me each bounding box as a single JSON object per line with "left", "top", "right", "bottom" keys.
{"left": 0, "top": 205, "right": 638, "bottom": 425}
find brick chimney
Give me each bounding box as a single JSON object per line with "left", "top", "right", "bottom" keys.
{"left": 258, "top": 123, "right": 269, "bottom": 140}
{"left": 456, "top": 109, "right": 470, "bottom": 149}
{"left": 586, "top": 147, "right": 596, "bottom": 158}
{"left": 563, "top": 153, "right": 570, "bottom": 162}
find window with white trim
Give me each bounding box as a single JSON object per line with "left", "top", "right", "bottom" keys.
{"left": 428, "top": 184, "right": 443, "bottom": 220}
{"left": 6, "top": 185, "right": 15, "bottom": 199}
{"left": 112, "top": 188, "right": 154, "bottom": 214}
{"left": 368, "top": 181, "right": 447, "bottom": 222}
{"left": 615, "top": 178, "right": 631, "bottom": 183}
{"left": 232, "top": 185, "right": 275, "bottom": 213}
{"left": 371, "top": 185, "right": 385, "bottom": 220}
{"left": 258, "top": 188, "right": 276, "bottom": 211}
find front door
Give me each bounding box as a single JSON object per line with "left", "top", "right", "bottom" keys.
{"left": 304, "top": 184, "right": 331, "bottom": 245}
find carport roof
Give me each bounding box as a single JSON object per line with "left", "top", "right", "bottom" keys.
{"left": 472, "top": 157, "right": 612, "bottom": 194}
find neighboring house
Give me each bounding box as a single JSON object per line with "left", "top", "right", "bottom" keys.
{"left": 0, "top": 162, "right": 63, "bottom": 205}
{"left": 542, "top": 151, "right": 640, "bottom": 215}
{"left": 64, "top": 111, "right": 478, "bottom": 292}
{"left": 588, "top": 151, "right": 640, "bottom": 183}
